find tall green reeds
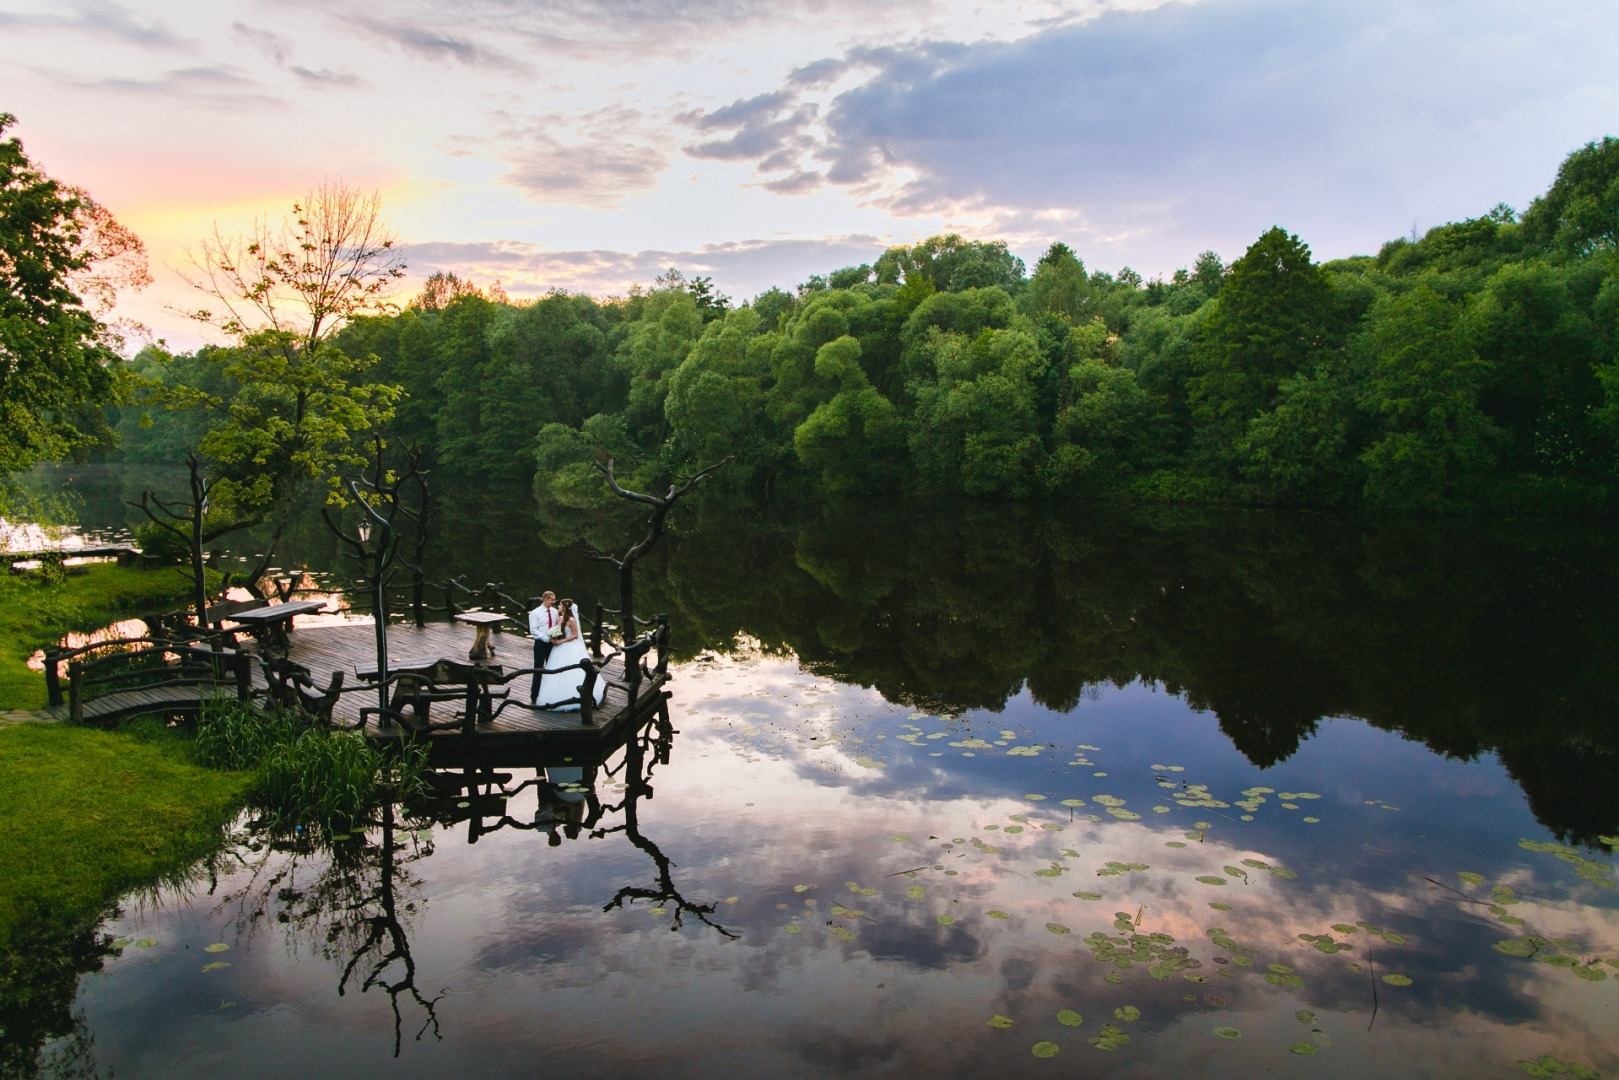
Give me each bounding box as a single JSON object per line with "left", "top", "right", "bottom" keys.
{"left": 195, "top": 698, "right": 428, "bottom": 831}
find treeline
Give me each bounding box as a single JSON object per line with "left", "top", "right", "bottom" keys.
{"left": 118, "top": 138, "right": 1619, "bottom": 513}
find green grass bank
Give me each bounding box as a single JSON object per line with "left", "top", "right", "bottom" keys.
{"left": 0, "top": 563, "right": 245, "bottom": 944}
{"left": 0, "top": 722, "right": 248, "bottom": 942}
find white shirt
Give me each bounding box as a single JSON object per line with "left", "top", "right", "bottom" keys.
{"left": 529, "top": 603, "right": 557, "bottom": 639}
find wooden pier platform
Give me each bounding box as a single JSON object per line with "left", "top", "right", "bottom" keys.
{"left": 252, "top": 622, "right": 666, "bottom": 763}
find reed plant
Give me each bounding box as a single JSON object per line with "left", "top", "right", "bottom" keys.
{"left": 195, "top": 698, "right": 429, "bottom": 832}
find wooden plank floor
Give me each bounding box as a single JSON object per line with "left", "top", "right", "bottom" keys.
{"left": 80, "top": 683, "right": 210, "bottom": 722}
{"left": 245, "top": 623, "right": 651, "bottom": 745}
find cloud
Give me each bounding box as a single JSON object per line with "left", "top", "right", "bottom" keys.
{"left": 690, "top": 0, "right": 1619, "bottom": 269}
{"left": 684, "top": 91, "right": 818, "bottom": 163}
{"left": 0, "top": 1, "right": 187, "bottom": 49}
{"left": 36, "top": 63, "right": 283, "bottom": 108}
{"left": 290, "top": 65, "right": 364, "bottom": 89}
{"left": 398, "top": 234, "right": 893, "bottom": 299}
{"left": 340, "top": 14, "right": 524, "bottom": 70}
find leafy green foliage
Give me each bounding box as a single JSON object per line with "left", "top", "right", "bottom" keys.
{"left": 124, "top": 140, "right": 1619, "bottom": 513}
{"left": 195, "top": 699, "right": 427, "bottom": 832}
{"left": 0, "top": 113, "right": 147, "bottom": 475}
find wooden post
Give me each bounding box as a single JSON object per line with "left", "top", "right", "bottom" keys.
{"left": 654, "top": 614, "right": 670, "bottom": 676}
{"left": 444, "top": 583, "right": 458, "bottom": 618}
{"left": 589, "top": 603, "right": 604, "bottom": 658}
{"left": 68, "top": 661, "right": 82, "bottom": 724}
{"left": 234, "top": 649, "right": 251, "bottom": 702}
{"left": 580, "top": 660, "right": 596, "bottom": 727}
{"left": 411, "top": 568, "right": 425, "bottom": 628}
{"left": 463, "top": 680, "right": 478, "bottom": 736}
{"left": 44, "top": 648, "right": 63, "bottom": 708}
{"left": 626, "top": 638, "right": 645, "bottom": 714}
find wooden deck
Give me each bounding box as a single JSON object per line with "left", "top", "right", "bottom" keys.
{"left": 252, "top": 622, "right": 665, "bottom": 761}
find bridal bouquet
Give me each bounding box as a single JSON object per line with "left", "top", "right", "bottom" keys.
{"left": 547, "top": 624, "right": 564, "bottom": 641}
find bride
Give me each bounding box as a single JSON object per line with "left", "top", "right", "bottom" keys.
{"left": 534, "top": 599, "right": 606, "bottom": 711}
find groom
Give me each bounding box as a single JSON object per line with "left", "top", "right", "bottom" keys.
{"left": 527, "top": 591, "right": 558, "bottom": 704}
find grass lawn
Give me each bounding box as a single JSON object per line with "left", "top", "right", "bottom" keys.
{"left": 0, "top": 562, "right": 203, "bottom": 711}
{"left": 0, "top": 563, "right": 245, "bottom": 944}
{"left": 0, "top": 722, "right": 248, "bottom": 943}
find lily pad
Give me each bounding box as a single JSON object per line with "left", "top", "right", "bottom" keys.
{"left": 1072, "top": 891, "right": 1104, "bottom": 901}
{"left": 1289, "top": 1042, "right": 1319, "bottom": 1055}
{"left": 1196, "top": 876, "right": 1228, "bottom": 886}
{"left": 201, "top": 961, "right": 230, "bottom": 972}
{"left": 1382, "top": 974, "right": 1412, "bottom": 986}
{"left": 1295, "top": 1009, "right": 1317, "bottom": 1024}
{"left": 203, "top": 943, "right": 229, "bottom": 953}
{"left": 907, "top": 885, "right": 926, "bottom": 900}
{"left": 134, "top": 939, "right": 157, "bottom": 948}
{"left": 1089, "top": 1024, "right": 1130, "bottom": 1051}
{"left": 1057, "top": 1009, "right": 1083, "bottom": 1027}
{"left": 1458, "top": 872, "right": 1485, "bottom": 885}
{"left": 784, "top": 924, "right": 802, "bottom": 934}
{"left": 1060, "top": 799, "right": 1086, "bottom": 807}
{"left": 1025, "top": 794, "right": 1047, "bottom": 801}
{"left": 987, "top": 1014, "right": 1014, "bottom": 1028}
{"left": 937, "top": 914, "right": 956, "bottom": 926}
{"left": 1114, "top": 1005, "right": 1140, "bottom": 1021}
{"left": 1208, "top": 902, "right": 1232, "bottom": 911}
{"left": 987, "top": 909, "right": 1009, "bottom": 919}
{"left": 1212, "top": 1026, "right": 1242, "bottom": 1039}
{"left": 1046, "top": 923, "right": 1071, "bottom": 935}
{"left": 890, "top": 834, "right": 912, "bottom": 842}
{"left": 1031, "top": 1041, "right": 1060, "bottom": 1058}
{"left": 793, "top": 884, "right": 814, "bottom": 893}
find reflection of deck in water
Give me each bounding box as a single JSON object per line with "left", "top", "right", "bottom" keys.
{"left": 252, "top": 622, "right": 663, "bottom": 759}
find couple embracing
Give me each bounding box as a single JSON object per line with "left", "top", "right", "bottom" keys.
{"left": 527, "top": 592, "right": 606, "bottom": 711}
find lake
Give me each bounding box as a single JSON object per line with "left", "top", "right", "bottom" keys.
{"left": 11, "top": 465, "right": 1619, "bottom": 1078}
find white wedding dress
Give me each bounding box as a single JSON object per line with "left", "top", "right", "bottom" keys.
{"left": 535, "top": 622, "right": 606, "bottom": 711}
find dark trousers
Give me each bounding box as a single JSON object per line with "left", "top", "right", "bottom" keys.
{"left": 531, "top": 638, "right": 553, "bottom": 703}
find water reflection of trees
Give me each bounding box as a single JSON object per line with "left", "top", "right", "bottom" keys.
{"left": 47, "top": 462, "right": 1617, "bottom": 837}
{"left": 211, "top": 712, "right": 728, "bottom": 1055}
{"left": 636, "top": 500, "right": 1619, "bottom": 843}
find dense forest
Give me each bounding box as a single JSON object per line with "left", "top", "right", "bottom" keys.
{"left": 119, "top": 137, "right": 1619, "bottom": 514}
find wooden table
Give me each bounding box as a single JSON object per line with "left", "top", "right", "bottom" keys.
{"left": 229, "top": 600, "right": 329, "bottom": 653}
{"left": 453, "top": 609, "right": 510, "bottom": 663}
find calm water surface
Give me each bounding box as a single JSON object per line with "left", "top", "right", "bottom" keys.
{"left": 14, "top": 466, "right": 1619, "bottom": 1078}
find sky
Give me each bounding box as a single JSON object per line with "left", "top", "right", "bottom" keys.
{"left": 2, "top": 0, "right": 1616, "bottom": 347}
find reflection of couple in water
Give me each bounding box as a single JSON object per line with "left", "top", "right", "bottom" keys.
{"left": 526, "top": 592, "right": 606, "bottom": 710}
{"left": 533, "top": 766, "right": 588, "bottom": 846}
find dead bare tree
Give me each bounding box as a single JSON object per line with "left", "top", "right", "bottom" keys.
{"left": 129, "top": 450, "right": 257, "bottom": 628}
{"left": 584, "top": 456, "right": 730, "bottom": 646}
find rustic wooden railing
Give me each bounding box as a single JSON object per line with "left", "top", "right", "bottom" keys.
{"left": 63, "top": 639, "right": 253, "bottom": 723}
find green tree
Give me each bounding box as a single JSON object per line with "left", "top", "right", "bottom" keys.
{"left": 908, "top": 326, "right": 1049, "bottom": 497}
{"left": 792, "top": 335, "right": 903, "bottom": 492}
{"left": 159, "top": 182, "right": 405, "bottom": 592}
{"left": 1188, "top": 227, "right": 1333, "bottom": 469}
{"left": 0, "top": 113, "right": 148, "bottom": 476}
{"left": 1023, "top": 242, "right": 1096, "bottom": 323}
{"left": 1523, "top": 136, "right": 1619, "bottom": 254}
{"left": 1358, "top": 286, "right": 1500, "bottom": 510}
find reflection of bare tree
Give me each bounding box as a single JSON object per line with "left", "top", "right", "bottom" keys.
{"left": 214, "top": 806, "right": 442, "bottom": 1056}
{"left": 449, "top": 710, "right": 736, "bottom": 940}
{"left": 595, "top": 718, "right": 739, "bottom": 940}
